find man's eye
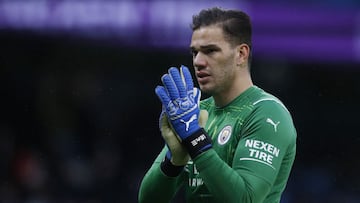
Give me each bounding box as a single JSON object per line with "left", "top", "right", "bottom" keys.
{"left": 191, "top": 50, "right": 198, "bottom": 57}
{"left": 204, "top": 49, "right": 216, "bottom": 54}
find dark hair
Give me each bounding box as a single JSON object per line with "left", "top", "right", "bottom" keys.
{"left": 191, "top": 7, "right": 252, "bottom": 49}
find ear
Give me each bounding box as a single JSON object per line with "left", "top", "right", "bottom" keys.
{"left": 235, "top": 44, "right": 250, "bottom": 67}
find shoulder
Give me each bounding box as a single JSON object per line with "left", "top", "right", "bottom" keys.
{"left": 244, "top": 87, "right": 297, "bottom": 141}
{"left": 250, "top": 87, "right": 291, "bottom": 116}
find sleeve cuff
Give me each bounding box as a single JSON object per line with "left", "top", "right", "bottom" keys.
{"left": 160, "top": 156, "right": 184, "bottom": 177}
{"left": 183, "top": 128, "right": 212, "bottom": 159}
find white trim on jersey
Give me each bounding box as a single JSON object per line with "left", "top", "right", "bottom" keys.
{"left": 252, "top": 98, "right": 289, "bottom": 113}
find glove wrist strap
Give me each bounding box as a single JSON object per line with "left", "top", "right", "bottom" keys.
{"left": 160, "top": 156, "right": 184, "bottom": 177}
{"left": 183, "top": 128, "right": 212, "bottom": 159}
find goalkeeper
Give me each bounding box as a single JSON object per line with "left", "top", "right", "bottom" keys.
{"left": 138, "top": 7, "right": 296, "bottom": 203}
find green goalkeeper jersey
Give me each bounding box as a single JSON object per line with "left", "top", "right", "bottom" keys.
{"left": 139, "top": 86, "right": 297, "bottom": 203}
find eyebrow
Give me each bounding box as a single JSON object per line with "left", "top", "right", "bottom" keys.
{"left": 190, "top": 44, "right": 220, "bottom": 51}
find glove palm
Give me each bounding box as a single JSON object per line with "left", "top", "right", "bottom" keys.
{"left": 160, "top": 109, "right": 208, "bottom": 166}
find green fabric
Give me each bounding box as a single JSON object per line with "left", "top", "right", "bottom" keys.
{"left": 138, "top": 147, "right": 185, "bottom": 203}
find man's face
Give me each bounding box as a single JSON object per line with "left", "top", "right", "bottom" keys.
{"left": 190, "top": 25, "right": 238, "bottom": 95}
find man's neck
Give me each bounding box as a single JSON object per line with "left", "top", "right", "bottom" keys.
{"left": 213, "top": 76, "right": 253, "bottom": 107}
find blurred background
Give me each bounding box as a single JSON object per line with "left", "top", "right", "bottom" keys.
{"left": 0, "top": 0, "right": 359, "bottom": 202}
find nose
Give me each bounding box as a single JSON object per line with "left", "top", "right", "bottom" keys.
{"left": 193, "top": 52, "right": 207, "bottom": 70}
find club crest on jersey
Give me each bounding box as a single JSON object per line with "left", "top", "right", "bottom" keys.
{"left": 217, "top": 125, "right": 232, "bottom": 145}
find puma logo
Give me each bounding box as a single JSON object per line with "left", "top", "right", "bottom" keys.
{"left": 180, "top": 114, "right": 197, "bottom": 131}
{"left": 266, "top": 118, "right": 280, "bottom": 132}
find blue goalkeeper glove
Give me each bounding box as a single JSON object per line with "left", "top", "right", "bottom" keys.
{"left": 159, "top": 107, "right": 209, "bottom": 177}
{"left": 155, "top": 65, "right": 212, "bottom": 158}
{"left": 159, "top": 108, "right": 189, "bottom": 165}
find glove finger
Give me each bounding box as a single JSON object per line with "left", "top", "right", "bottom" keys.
{"left": 199, "top": 109, "right": 209, "bottom": 127}
{"left": 193, "top": 87, "right": 201, "bottom": 105}
{"left": 161, "top": 73, "right": 179, "bottom": 101}
{"left": 180, "top": 65, "right": 194, "bottom": 93}
{"left": 158, "top": 108, "right": 166, "bottom": 130}
{"left": 155, "top": 85, "right": 171, "bottom": 107}
{"left": 155, "top": 85, "right": 178, "bottom": 116}
{"left": 159, "top": 108, "right": 172, "bottom": 130}
{"left": 169, "top": 67, "right": 187, "bottom": 98}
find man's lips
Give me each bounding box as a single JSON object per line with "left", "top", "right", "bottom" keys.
{"left": 196, "top": 71, "right": 210, "bottom": 79}
{"left": 196, "top": 71, "right": 210, "bottom": 83}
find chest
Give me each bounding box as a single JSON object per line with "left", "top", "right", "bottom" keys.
{"left": 205, "top": 109, "right": 247, "bottom": 165}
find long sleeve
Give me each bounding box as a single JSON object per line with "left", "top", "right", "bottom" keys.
{"left": 193, "top": 149, "right": 271, "bottom": 203}
{"left": 138, "top": 147, "right": 185, "bottom": 203}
